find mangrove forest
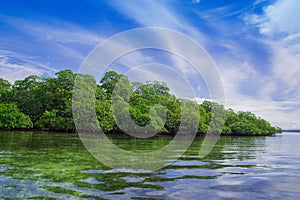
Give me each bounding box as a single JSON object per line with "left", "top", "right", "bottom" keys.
{"left": 0, "top": 70, "right": 282, "bottom": 135}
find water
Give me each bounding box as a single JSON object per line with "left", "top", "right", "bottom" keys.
{"left": 0, "top": 131, "right": 300, "bottom": 199}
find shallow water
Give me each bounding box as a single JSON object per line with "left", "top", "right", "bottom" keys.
{"left": 0, "top": 131, "right": 300, "bottom": 199}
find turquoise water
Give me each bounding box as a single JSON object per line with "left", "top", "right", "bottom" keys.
{"left": 0, "top": 131, "right": 300, "bottom": 199}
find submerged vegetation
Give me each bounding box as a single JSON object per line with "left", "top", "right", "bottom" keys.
{"left": 0, "top": 70, "right": 281, "bottom": 135}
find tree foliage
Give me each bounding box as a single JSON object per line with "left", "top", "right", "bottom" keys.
{"left": 0, "top": 78, "right": 12, "bottom": 103}
{"left": 0, "top": 103, "right": 32, "bottom": 129}
{"left": 0, "top": 70, "right": 282, "bottom": 135}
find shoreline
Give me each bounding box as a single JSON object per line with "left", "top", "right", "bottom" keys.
{"left": 0, "top": 128, "right": 278, "bottom": 137}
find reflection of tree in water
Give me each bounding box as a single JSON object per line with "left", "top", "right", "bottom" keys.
{"left": 107, "top": 134, "right": 174, "bottom": 153}
{"left": 0, "top": 131, "right": 273, "bottom": 198}
{"left": 0, "top": 132, "right": 166, "bottom": 196}
{"left": 178, "top": 135, "right": 268, "bottom": 169}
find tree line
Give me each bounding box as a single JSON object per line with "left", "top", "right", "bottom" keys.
{"left": 0, "top": 69, "right": 282, "bottom": 135}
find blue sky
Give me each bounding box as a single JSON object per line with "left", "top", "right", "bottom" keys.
{"left": 0, "top": 0, "right": 299, "bottom": 129}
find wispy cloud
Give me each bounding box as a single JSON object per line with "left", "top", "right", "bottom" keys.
{"left": 107, "top": 0, "right": 209, "bottom": 76}
{"left": 245, "top": 0, "right": 300, "bottom": 36}
{"left": 0, "top": 16, "right": 105, "bottom": 81}
{"left": 0, "top": 54, "right": 47, "bottom": 82}
{"left": 234, "top": 0, "right": 300, "bottom": 128}
{"left": 2, "top": 16, "right": 103, "bottom": 59}
{"left": 170, "top": 0, "right": 300, "bottom": 128}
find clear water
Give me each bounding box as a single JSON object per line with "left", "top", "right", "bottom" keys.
{"left": 0, "top": 131, "right": 300, "bottom": 199}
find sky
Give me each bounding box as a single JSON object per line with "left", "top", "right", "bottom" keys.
{"left": 0, "top": 0, "right": 299, "bottom": 129}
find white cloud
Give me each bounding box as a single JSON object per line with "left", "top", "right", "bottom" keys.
{"left": 0, "top": 16, "right": 106, "bottom": 73}
{"left": 0, "top": 50, "right": 56, "bottom": 73}
{"left": 21, "top": 20, "right": 102, "bottom": 61}
{"left": 0, "top": 55, "right": 47, "bottom": 82}
{"left": 217, "top": 44, "right": 300, "bottom": 129}
{"left": 209, "top": 62, "right": 288, "bottom": 123}
{"left": 108, "top": 0, "right": 208, "bottom": 75}
{"left": 192, "top": 0, "right": 201, "bottom": 4}
{"left": 235, "top": 0, "right": 300, "bottom": 128}
{"left": 246, "top": 0, "right": 300, "bottom": 36}
{"left": 0, "top": 17, "right": 109, "bottom": 82}
{"left": 1, "top": 16, "right": 103, "bottom": 46}
{"left": 23, "top": 22, "right": 102, "bottom": 47}
{"left": 109, "top": 1, "right": 193, "bottom": 33}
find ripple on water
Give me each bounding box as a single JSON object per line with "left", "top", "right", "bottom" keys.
{"left": 77, "top": 177, "right": 104, "bottom": 185}
{"left": 1, "top": 132, "right": 300, "bottom": 199}
{"left": 170, "top": 160, "right": 207, "bottom": 167}
{"left": 82, "top": 169, "right": 104, "bottom": 174}
{"left": 0, "top": 150, "right": 12, "bottom": 154}
{"left": 0, "top": 167, "right": 7, "bottom": 173}
{"left": 121, "top": 176, "right": 145, "bottom": 183}
{"left": 156, "top": 168, "right": 220, "bottom": 180}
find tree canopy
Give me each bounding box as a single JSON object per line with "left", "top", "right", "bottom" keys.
{"left": 0, "top": 70, "right": 282, "bottom": 135}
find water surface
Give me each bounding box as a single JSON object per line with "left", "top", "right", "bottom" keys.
{"left": 0, "top": 131, "right": 300, "bottom": 199}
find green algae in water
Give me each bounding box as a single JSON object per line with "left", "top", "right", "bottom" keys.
{"left": 1, "top": 131, "right": 300, "bottom": 199}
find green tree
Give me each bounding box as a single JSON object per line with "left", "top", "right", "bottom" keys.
{"left": 0, "top": 103, "right": 32, "bottom": 129}
{"left": 36, "top": 110, "right": 74, "bottom": 131}
{"left": 12, "top": 75, "right": 45, "bottom": 122}
{"left": 0, "top": 78, "right": 12, "bottom": 103}
{"left": 0, "top": 69, "right": 282, "bottom": 135}
{"left": 198, "top": 105, "right": 209, "bottom": 134}
{"left": 95, "top": 99, "right": 118, "bottom": 133}
{"left": 100, "top": 71, "right": 123, "bottom": 96}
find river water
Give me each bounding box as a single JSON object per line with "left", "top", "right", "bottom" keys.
{"left": 0, "top": 131, "right": 299, "bottom": 199}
